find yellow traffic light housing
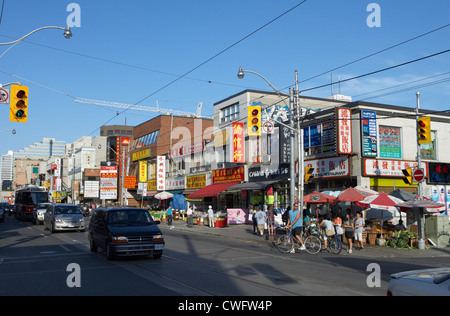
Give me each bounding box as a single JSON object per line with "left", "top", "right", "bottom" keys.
{"left": 417, "top": 116, "right": 431, "bottom": 144}
{"left": 9, "top": 85, "right": 28, "bottom": 123}
{"left": 305, "top": 167, "right": 315, "bottom": 183}
{"left": 402, "top": 168, "right": 413, "bottom": 185}
{"left": 247, "top": 106, "right": 261, "bottom": 136}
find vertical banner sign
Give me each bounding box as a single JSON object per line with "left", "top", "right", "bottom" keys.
{"left": 361, "top": 110, "right": 377, "bottom": 157}
{"left": 336, "top": 108, "right": 352, "bottom": 154}
{"left": 232, "top": 122, "right": 245, "bottom": 163}
{"left": 156, "top": 156, "right": 166, "bottom": 191}
{"left": 139, "top": 160, "right": 148, "bottom": 183}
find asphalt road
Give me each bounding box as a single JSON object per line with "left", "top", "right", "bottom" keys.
{"left": 0, "top": 215, "right": 448, "bottom": 297}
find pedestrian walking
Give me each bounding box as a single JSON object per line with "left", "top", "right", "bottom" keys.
{"left": 265, "top": 205, "right": 275, "bottom": 240}
{"left": 186, "top": 205, "right": 193, "bottom": 228}
{"left": 208, "top": 205, "right": 215, "bottom": 228}
{"left": 167, "top": 206, "right": 173, "bottom": 226}
{"left": 255, "top": 207, "right": 266, "bottom": 236}
{"left": 342, "top": 213, "right": 354, "bottom": 253}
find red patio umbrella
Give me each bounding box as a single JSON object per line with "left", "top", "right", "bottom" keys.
{"left": 337, "top": 187, "right": 374, "bottom": 202}
{"left": 356, "top": 192, "right": 404, "bottom": 211}
{"left": 303, "top": 191, "right": 337, "bottom": 204}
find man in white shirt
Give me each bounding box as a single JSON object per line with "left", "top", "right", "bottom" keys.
{"left": 187, "top": 206, "right": 193, "bottom": 228}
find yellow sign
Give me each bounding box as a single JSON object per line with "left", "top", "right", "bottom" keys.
{"left": 132, "top": 148, "right": 150, "bottom": 161}
{"left": 139, "top": 160, "right": 148, "bottom": 182}
{"left": 186, "top": 174, "right": 206, "bottom": 189}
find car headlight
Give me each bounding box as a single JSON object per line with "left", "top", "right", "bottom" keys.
{"left": 112, "top": 236, "right": 128, "bottom": 243}
{"left": 153, "top": 234, "right": 164, "bottom": 242}
{"left": 55, "top": 218, "right": 64, "bottom": 223}
{"left": 78, "top": 218, "right": 85, "bottom": 222}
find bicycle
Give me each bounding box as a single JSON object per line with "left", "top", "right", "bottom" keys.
{"left": 303, "top": 229, "right": 342, "bottom": 255}
{"left": 276, "top": 227, "right": 320, "bottom": 255}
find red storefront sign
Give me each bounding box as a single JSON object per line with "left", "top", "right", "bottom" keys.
{"left": 232, "top": 122, "right": 245, "bottom": 163}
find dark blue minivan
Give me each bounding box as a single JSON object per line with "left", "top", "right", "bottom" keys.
{"left": 88, "top": 207, "right": 165, "bottom": 260}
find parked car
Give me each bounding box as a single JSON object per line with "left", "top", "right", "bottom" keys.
{"left": 33, "top": 202, "right": 51, "bottom": 225}
{"left": 43, "top": 203, "right": 85, "bottom": 233}
{"left": 0, "top": 207, "right": 5, "bottom": 222}
{"left": 88, "top": 207, "right": 164, "bottom": 260}
{"left": 387, "top": 268, "right": 450, "bottom": 296}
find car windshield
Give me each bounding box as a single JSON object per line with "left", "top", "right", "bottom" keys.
{"left": 108, "top": 210, "right": 154, "bottom": 226}
{"left": 54, "top": 206, "right": 81, "bottom": 215}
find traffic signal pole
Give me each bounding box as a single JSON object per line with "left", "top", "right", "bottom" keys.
{"left": 416, "top": 92, "right": 425, "bottom": 250}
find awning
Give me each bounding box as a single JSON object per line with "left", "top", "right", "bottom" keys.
{"left": 188, "top": 182, "right": 240, "bottom": 199}
{"left": 226, "top": 180, "right": 277, "bottom": 191}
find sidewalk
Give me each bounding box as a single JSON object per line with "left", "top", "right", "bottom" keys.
{"left": 159, "top": 219, "right": 450, "bottom": 259}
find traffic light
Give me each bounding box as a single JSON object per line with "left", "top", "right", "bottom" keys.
{"left": 305, "top": 167, "right": 315, "bottom": 183}
{"left": 9, "top": 85, "right": 28, "bottom": 123}
{"left": 247, "top": 106, "right": 261, "bottom": 136}
{"left": 402, "top": 168, "right": 413, "bottom": 185}
{"left": 417, "top": 116, "right": 431, "bottom": 144}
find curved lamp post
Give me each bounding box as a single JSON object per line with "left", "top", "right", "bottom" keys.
{"left": 0, "top": 26, "right": 72, "bottom": 46}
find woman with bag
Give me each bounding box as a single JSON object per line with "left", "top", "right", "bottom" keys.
{"left": 342, "top": 213, "right": 354, "bottom": 254}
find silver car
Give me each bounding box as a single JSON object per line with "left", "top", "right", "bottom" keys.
{"left": 387, "top": 268, "right": 450, "bottom": 296}
{"left": 44, "top": 203, "right": 85, "bottom": 233}
{"left": 33, "top": 202, "right": 51, "bottom": 225}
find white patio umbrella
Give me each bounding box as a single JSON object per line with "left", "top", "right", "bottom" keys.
{"left": 154, "top": 191, "right": 174, "bottom": 200}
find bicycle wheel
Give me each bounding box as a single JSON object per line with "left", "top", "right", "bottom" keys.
{"left": 276, "top": 234, "right": 294, "bottom": 253}
{"left": 304, "top": 235, "right": 321, "bottom": 255}
{"left": 328, "top": 236, "right": 342, "bottom": 254}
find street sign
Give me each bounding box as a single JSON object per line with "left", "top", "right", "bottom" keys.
{"left": 262, "top": 121, "right": 274, "bottom": 134}
{"left": 0, "top": 88, "right": 9, "bottom": 104}
{"left": 413, "top": 168, "right": 425, "bottom": 183}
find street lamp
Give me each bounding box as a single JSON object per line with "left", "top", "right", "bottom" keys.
{"left": 0, "top": 25, "right": 72, "bottom": 46}
{"left": 0, "top": 129, "right": 16, "bottom": 135}
{"left": 237, "top": 67, "right": 303, "bottom": 213}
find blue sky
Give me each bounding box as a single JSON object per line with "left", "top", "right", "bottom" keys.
{"left": 0, "top": 0, "right": 449, "bottom": 155}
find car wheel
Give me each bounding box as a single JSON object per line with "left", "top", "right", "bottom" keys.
{"left": 153, "top": 252, "right": 162, "bottom": 259}
{"left": 105, "top": 243, "right": 115, "bottom": 260}
{"left": 89, "top": 235, "right": 98, "bottom": 252}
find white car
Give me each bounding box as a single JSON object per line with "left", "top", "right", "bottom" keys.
{"left": 387, "top": 268, "right": 450, "bottom": 296}
{"left": 33, "top": 202, "right": 51, "bottom": 225}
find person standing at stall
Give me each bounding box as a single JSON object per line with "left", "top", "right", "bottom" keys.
{"left": 342, "top": 213, "right": 354, "bottom": 254}
{"left": 354, "top": 211, "right": 366, "bottom": 250}
{"left": 186, "top": 205, "right": 193, "bottom": 228}
{"left": 208, "top": 205, "right": 215, "bottom": 228}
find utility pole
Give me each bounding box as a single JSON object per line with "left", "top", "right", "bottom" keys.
{"left": 295, "top": 70, "right": 304, "bottom": 219}
{"left": 416, "top": 92, "right": 425, "bottom": 250}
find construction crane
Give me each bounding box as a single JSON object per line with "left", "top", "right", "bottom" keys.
{"left": 75, "top": 98, "right": 213, "bottom": 119}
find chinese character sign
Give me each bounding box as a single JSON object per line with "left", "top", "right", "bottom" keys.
{"left": 156, "top": 156, "right": 166, "bottom": 191}
{"left": 337, "top": 108, "right": 352, "bottom": 154}
{"left": 232, "top": 122, "right": 245, "bottom": 163}
{"left": 139, "top": 160, "right": 147, "bottom": 183}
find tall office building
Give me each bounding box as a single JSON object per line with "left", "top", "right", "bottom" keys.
{"left": 0, "top": 151, "right": 14, "bottom": 191}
